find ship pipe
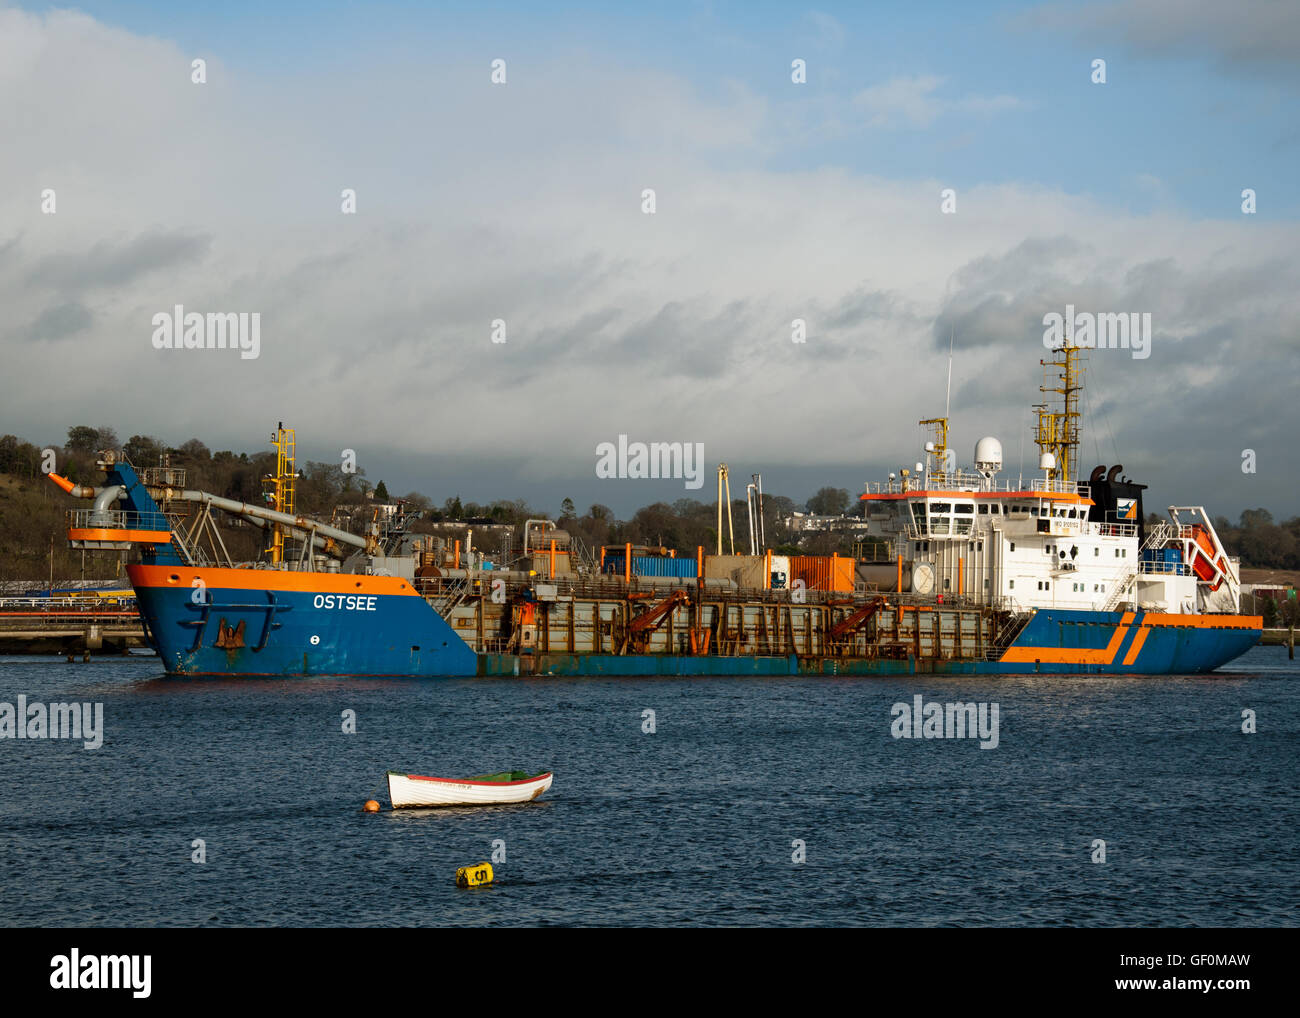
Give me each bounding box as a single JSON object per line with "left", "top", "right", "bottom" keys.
{"left": 88, "top": 485, "right": 125, "bottom": 526}
{"left": 238, "top": 514, "right": 348, "bottom": 559}
{"left": 47, "top": 473, "right": 107, "bottom": 500}
{"left": 163, "top": 489, "right": 374, "bottom": 555}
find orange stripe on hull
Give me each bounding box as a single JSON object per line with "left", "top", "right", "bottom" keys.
{"left": 1121, "top": 626, "right": 1151, "bottom": 667}
{"left": 128, "top": 564, "right": 421, "bottom": 596}
{"left": 1001, "top": 612, "right": 1134, "bottom": 665}
{"left": 1142, "top": 613, "right": 1262, "bottom": 630}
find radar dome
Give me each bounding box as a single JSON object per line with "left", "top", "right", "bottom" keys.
{"left": 974, "top": 437, "right": 1003, "bottom": 473}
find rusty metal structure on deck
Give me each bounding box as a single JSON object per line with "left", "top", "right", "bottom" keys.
{"left": 421, "top": 573, "right": 1010, "bottom": 663}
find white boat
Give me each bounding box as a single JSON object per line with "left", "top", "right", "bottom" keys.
{"left": 386, "top": 769, "right": 553, "bottom": 808}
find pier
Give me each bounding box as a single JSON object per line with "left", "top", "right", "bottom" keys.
{"left": 0, "top": 598, "right": 146, "bottom": 654}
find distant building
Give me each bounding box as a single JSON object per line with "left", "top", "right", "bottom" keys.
{"left": 782, "top": 512, "right": 871, "bottom": 534}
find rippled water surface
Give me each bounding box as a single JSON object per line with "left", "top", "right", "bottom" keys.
{"left": 1, "top": 646, "right": 1296, "bottom": 926}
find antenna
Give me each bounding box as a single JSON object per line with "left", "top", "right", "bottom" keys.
{"left": 945, "top": 325, "right": 954, "bottom": 419}
{"left": 1034, "top": 344, "right": 1083, "bottom": 483}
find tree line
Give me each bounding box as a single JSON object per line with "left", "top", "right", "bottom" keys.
{"left": 3, "top": 425, "right": 1298, "bottom": 579}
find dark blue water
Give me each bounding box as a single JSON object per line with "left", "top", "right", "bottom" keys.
{"left": 1, "top": 646, "right": 1296, "bottom": 926}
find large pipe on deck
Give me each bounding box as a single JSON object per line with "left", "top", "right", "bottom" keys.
{"left": 48, "top": 473, "right": 102, "bottom": 499}
{"left": 49, "top": 474, "right": 126, "bottom": 524}
{"left": 163, "top": 490, "right": 374, "bottom": 555}
{"left": 52, "top": 472, "right": 372, "bottom": 559}
{"left": 239, "top": 514, "right": 347, "bottom": 558}
{"left": 90, "top": 485, "right": 124, "bottom": 525}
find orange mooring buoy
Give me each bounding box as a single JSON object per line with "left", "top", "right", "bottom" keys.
{"left": 363, "top": 799, "right": 380, "bottom": 813}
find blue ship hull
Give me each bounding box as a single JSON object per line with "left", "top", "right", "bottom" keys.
{"left": 131, "top": 566, "right": 1260, "bottom": 678}
{"left": 130, "top": 565, "right": 479, "bottom": 677}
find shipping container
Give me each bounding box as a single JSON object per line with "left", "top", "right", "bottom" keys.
{"left": 631, "top": 556, "right": 697, "bottom": 579}
{"left": 703, "top": 554, "right": 769, "bottom": 590}
{"left": 789, "top": 555, "right": 856, "bottom": 592}
{"left": 770, "top": 554, "right": 790, "bottom": 590}
{"left": 703, "top": 554, "right": 759, "bottom": 579}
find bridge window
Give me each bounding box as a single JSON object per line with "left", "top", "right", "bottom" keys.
{"left": 979, "top": 504, "right": 989, "bottom": 515}
{"left": 955, "top": 503, "right": 975, "bottom": 514}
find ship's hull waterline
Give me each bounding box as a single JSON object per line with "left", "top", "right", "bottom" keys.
{"left": 129, "top": 565, "right": 1261, "bottom": 678}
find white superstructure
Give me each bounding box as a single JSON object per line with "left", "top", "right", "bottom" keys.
{"left": 861, "top": 441, "right": 1240, "bottom": 616}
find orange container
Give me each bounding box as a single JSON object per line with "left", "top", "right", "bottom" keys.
{"left": 789, "top": 555, "right": 856, "bottom": 592}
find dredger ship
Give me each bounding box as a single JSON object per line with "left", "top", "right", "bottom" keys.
{"left": 51, "top": 347, "right": 1261, "bottom": 677}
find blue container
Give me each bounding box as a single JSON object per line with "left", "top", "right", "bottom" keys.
{"left": 600, "top": 553, "right": 697, "bottom": 578}
{"left": 631, "top": 556, "right": 697, "bottom": 578}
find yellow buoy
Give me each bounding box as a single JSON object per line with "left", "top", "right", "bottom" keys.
{"left": 363, "top": 799, "right": 381, "bottom": 813}
{"left": 456, "top": 862, "right": 494, "bottom": 888}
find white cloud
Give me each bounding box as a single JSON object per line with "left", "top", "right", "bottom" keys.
{"left": 851, "top": 75, "right": 1027, "bottom": 128}
{"left": 0, "top": 7, "right": 1295, "bottom": 514}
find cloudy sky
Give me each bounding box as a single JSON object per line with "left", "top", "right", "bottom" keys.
{"left": 1, "top": 0, "right": 1297, "bottom": 518}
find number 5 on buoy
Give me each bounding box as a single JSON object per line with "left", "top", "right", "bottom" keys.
{"left": 456, "top": 862, "right": 494, "bottom": 888}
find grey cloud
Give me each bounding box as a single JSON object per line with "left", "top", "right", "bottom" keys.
{"left": 26, "top": 229, "right": 212, "bottom": 290}
{"left": 22, "top": 300, "right": 93, "bottom": 341}
{"left": 1016, "top": 0, "right": 1300, "bottom": 76}
{"left": 610, "top": 299, "right": 757, "bottom": 380}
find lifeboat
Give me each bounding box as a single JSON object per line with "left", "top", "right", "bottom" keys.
{"left": 1187, "top": 524, "right": 1229, "bottom": 591}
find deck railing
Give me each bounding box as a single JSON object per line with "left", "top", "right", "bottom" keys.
{"left": 67, "top": 508, "right": 172, "bottom": 531}
{"left": 863, "top": 476, "right": 1089, "bottom": 498}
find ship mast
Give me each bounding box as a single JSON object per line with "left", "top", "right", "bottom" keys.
{"left": 919, "top": 417, "right": 950, "bottom": 473}
{"left": 262, "top": 422, "right": 297, "bottom": 564}
{"left": 919, "top": 327, "right": 955, "bottom": 478}
{"left": 1034, "top": 345, "right": 1082, "bottom": 483}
